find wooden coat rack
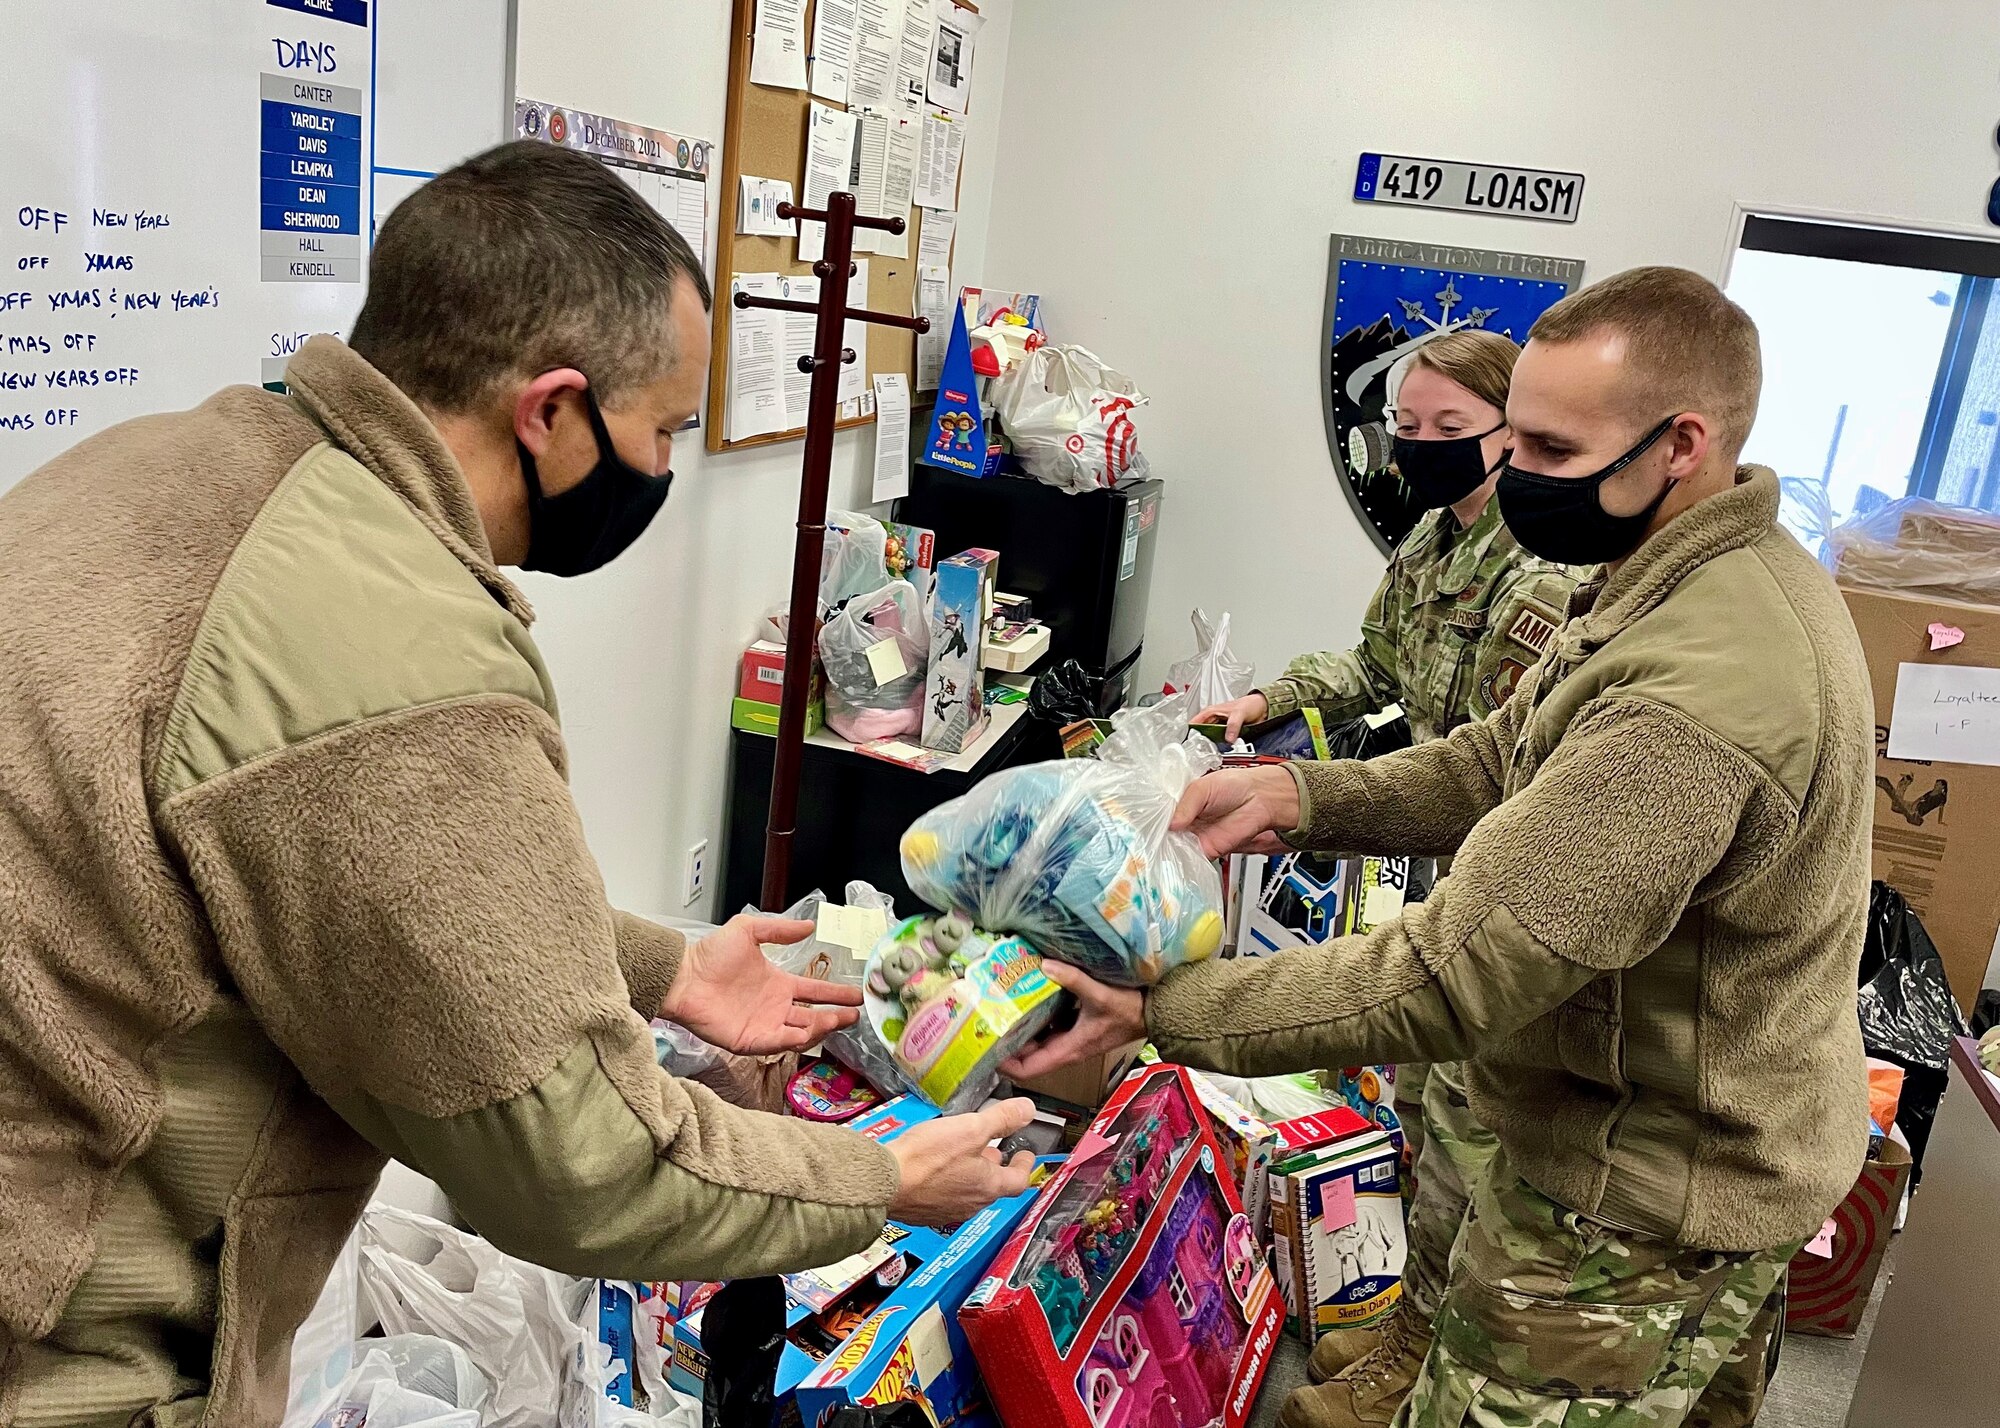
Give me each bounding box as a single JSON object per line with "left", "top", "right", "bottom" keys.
{"left": 747, "top": 190, "right": 930, "bottom": 910}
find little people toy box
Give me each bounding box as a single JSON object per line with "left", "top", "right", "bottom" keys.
{"left": 960, "top": 1064, "right": 1283, "bottom": 1428}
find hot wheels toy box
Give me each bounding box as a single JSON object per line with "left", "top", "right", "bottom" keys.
{"left": 960, "top": 1064, "right": 1283, "bottom": 1428}
{"left": 793, "top": 1164, "right": 1056, "bottom": 1428}
{"left": 671, "top": 1095, "right": 1054, "bottom": 1428}
{"left": 668, "top": 1096, "right": 942, "bottom": 1407}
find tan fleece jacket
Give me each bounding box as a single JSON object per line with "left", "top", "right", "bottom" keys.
{"left": 0, "top": 337, "right": 898, "bottom": 1428}
{"left": 1150, "top": 469, "right": 1872, "bottom": 1252}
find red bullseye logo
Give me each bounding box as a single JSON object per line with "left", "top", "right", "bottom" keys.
{"left": 1065, "top": 433, "right": 1086, "bottom": 455}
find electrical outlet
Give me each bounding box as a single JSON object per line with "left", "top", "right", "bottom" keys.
{"left": 682, "top": 839, "right": 708, "bottom": 907}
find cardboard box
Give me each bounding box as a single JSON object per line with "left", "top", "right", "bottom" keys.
{"left": 921, "top": 548, "right": 999, "bottom": 753}
{"left": 1269, "top": 1131, "right": 1405, "bottom": 1343}
{"left": 738, "top": 639, "right": 824, "bottom": 704}
{"left": 1841, "top": 586, "right": 2000, "bottom": 1008}
{"left": 1012, "top": 1038, "right": 1144, "bottom": 1111}
{"left": 1785, "top": 1137, "right": 1913, "bottom": 1337}
{"left": 731, "top": 695, "right": 824, "bottom": 739}
{"left": 960, "top": 1064, "right": 1284, "bottom": 1428}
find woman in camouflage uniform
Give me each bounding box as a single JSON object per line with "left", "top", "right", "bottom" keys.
{"left": 1198, "top": 330, "right": 1583, "bottom": 1428}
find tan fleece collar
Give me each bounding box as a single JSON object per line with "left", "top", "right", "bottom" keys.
{"left": 1557, "top": 466, "right": 1777, "bottom": 663}
{"left": 284, "top": 336, "right": 533, "bottom": 624}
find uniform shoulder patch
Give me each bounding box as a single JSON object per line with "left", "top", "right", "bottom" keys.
{"left": 1506, "top": 607, "right": 1559, "bottom": 656}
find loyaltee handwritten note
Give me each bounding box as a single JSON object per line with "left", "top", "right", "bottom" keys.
{"left": 1887, "top": 662, "right": 2000, "bottom": 767}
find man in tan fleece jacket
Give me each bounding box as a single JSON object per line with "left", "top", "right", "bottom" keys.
{"left": 0, "top": 141, "right": 1032, "bottom": 1428}
{"left": 1009, "top": 268, "right": 1873, "bottom": 1428}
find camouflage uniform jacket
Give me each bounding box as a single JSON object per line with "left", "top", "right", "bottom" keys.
{"left": 1257, "top": 500, "right": 1580, "bottom": 744}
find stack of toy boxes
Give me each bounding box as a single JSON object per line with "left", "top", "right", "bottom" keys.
{"left": 961, "top": 1064, "right": 1283, "bottom": 1428}
{"left": 921, "top": 548, "right": 1000, "bottom": 754}
{"left": 1268, "top": 1120, "right": 1404, "bottom": 1345}
{"left": 668, "top": 1095, "right": 1050, "bottom": 1428}
{"left": 733, "top": 638, "right": 824, "bottom": 738}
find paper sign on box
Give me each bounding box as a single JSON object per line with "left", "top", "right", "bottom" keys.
{"left": 1887, "top": 662, "right": 2000, "bottom": 767}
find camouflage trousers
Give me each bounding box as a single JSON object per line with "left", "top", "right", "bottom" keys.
{"left": 1394, "top": 1150, "right": 1795, "bottom": 1427}
{"left": 1401, "top": 1060, "right": 1497, "bottom": 1322}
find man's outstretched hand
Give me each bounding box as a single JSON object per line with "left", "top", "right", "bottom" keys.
{"left": 1171, "top": 764, "right": 1302, "bottom": 859}
{"left": 1000, "top": 961, "right": 1147, "bottom": 1083}
{"left": 888, "top": 1098, "right": 1040, "bottom": 1229}
{"left": 660, "top": 914, "right": 862, "bottom": 1055}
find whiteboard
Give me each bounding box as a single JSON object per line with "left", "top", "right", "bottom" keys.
{"left": 0, "top": 0, "right": 514, "bottom": 489}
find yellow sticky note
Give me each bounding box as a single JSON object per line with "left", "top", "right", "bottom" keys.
{"left": 1362, "top": 881, "right": 1405, "bottom": 927}
{"left": 816, "top": 902, "right": 891, "bottom": 952}
{"left": 864, "top": 638, "right": 909, "bottom": 686}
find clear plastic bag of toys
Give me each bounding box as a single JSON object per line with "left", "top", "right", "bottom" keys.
{"left": 862, "top": 913, "right": 1062, "bottom": 1113}
{"left": 819, "top": 581, "right": 929, "bottom": 742}
{"left": 898, "top": 697, "right": 1226, "bottom": 987}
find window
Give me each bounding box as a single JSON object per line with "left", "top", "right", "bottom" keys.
{"left": 1167, "top": 1266, "right": 1193, "bottom": 1317}
{"left": 1724, "top": 216, "right": 2000, "bottom": 552}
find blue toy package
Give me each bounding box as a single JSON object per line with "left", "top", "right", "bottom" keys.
{"left": 900, "top": 698, "right": 1227, "bottom": 987}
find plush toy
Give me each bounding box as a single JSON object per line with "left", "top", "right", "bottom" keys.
{"left": 898, "top": 703, "right": 1225, "bottom": 987}
{"left": 862, "top": 914, "right": 1060, "bottom": 1114}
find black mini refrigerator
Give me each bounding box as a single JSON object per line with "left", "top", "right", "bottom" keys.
{"left": 896, "top": 468, "right": 1163, "bottom": 713}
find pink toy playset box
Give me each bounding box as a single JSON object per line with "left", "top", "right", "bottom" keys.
{"left": 959, "top": 1064, "right": 1283, "bottom": 1428}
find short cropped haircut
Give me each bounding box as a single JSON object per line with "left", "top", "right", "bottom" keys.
{"left": 1529, "top": 266, "right": 1762, "bottom": 455}
{"left": 350, "top": 140, "right": 713, "bottom": 413}
{"left": 1405, "top": 329, "right": 1520, "bottom": 416}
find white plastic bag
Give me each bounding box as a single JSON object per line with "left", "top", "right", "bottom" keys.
{"left": 357, "top": 1206, "right": 587, "bottom": 1428}
{"left": 313, "top": 1345, "right": 480, "bottom": 1428}
{"left": 899, "top": 697, "right": 1226, "bottom": 986}
{"left": 820, "top": 511, "right": 890, "bottom": 610}
{"left": 819, "top": 581, "right": 929, "bottom": 742}
{"left": 1164, "top": 609, "right": 1254, "bottom": 709}
{"left": 743, "top": 885, "right": 906, "bottom": 1097}
{"left": 990, "top": 344, "right": 1150, "bottom": 493}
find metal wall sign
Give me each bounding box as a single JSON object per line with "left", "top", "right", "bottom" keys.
{"left": 1323, "top": 234, "right": 1583, "bottom": 554}
{"left": 1355, "top": 153, "right": 1585, "bottom": 224}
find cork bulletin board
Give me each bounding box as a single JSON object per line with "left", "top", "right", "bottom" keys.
{"left": 706, "top": 0, "right": 973, "bottom": 453}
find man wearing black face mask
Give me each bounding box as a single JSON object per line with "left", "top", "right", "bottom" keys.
{"left": 1015, "top": 267, "right": 1876, "bottom": 1428}
{"left": 0, "top": 140, "right": 1034, "bottom": 1426}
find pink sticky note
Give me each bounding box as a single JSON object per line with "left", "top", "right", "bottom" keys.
{"left": 1803, "top": 1218, "right": 1837, "bottom": 1259}
{"left": 1929, "top": 622, "right": 1966, "bottom": 651}
{"left": 1315, "top": 1176, "right": 1358, "bottom": 1233}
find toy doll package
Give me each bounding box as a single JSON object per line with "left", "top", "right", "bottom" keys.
{"left": 899, "top": 698, "right": 1227, "bottom": 988}
{"left": 960, "top": 1064, "right": 1284, "bottom": 1428}
{"left": 862, "top": 913, "right": 1062, "bottom": 1113}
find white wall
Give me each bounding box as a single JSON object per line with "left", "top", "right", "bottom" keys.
{"left": 517, "top": 0, "right": 1013, "bottom": 918}
{"left": 980, "top": 0, "right": 2000, "bottom": 687}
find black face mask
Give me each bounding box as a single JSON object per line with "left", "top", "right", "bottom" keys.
{"left": 517, "top": 385, "right": 673, "bottom": 576}
{"left": 1496, "top": 415, "right": 1680, "bottom": 566}
{"left": 1392, "top": 424, "right": 1506, "bottom": 509}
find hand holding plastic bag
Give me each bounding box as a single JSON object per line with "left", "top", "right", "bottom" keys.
{"left": 899, "top": 697, "right": 1226, "bottom": 986}
{"left": 989, "top": 345, "right": 1150, "bottom": 493}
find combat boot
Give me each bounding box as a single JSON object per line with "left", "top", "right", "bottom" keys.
{"left": 1278, "top": 1306, "right": 1431, "bottom": 1428}
{"left": 1304, "top": 1314, "right": 1387, "bottom": 1384}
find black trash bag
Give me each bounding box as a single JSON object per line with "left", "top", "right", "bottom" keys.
{"left": 702, "top": 1276, "right": 788, "bottom": 1428}
{"left": 1027, "top": 658, "right": 1101, "bottom": 726}
{"left": 1971, "top": 988, "right": 2000, "bottom": 1039}
{"left": 1857, "top": 880, "right": 1967, "bottom": 1177}
{"left": 1249, "top": 709, "right": 1413, "bottom": 762}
